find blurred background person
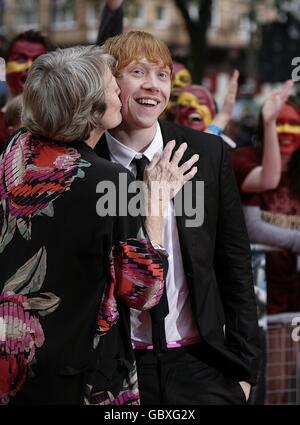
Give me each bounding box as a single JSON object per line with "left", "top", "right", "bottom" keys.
{"left": 0, "top": 30, "right": 49, "bottom": 152}
{"left": 231, "top": 93, "right": 300, "bottom": 404}
{"left": 4, "top": 93, "right": 22, "bottom": 136}
{"left": 0, "top": 0, "right": 125, "bottom": 153}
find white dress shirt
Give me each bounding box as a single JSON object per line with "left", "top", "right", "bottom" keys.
{"left": 105, "top": 122, "right": 201, "bottom": 348}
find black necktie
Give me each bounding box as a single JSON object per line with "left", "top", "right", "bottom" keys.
{"left": 133, "top": 155, "right": 150, "bottom": 181}
{"left": 132, "top": 155, "right": 169, "bottom": 353}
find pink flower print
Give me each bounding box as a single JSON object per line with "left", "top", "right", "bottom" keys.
{"left": 0, "top": 292, "right": 44, "bottom": 404}
{"left": 0, "top": 130, "right": 90, "bottom": 252}
{"left": 0, "top": 247, "right": 60, "bottom": 404}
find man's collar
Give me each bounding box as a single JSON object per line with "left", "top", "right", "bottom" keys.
{"left": 105, "top": 122, "right": 163, "bottom": 168}
{"left": 105, "top": 131, "right": 137, "bottom": 168}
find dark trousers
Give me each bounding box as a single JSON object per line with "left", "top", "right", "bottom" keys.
{"left": 135, "top": 344, "right": 248, "bottom": 405}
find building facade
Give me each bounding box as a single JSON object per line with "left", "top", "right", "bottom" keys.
{"left": 0, "top": 0, "right": 277, "bottom": 50}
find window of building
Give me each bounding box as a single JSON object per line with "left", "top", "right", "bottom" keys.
{"left": 124, "top": 0, "right": 145, "bottom": 26}
{"left": 156, "top": 5, "right": 165, "bottom": 21}
{"left": 188, "top": 2, "right": 199, "bottom": 22}
{"left": 154, "top": 4, "right": 169, "bottom": 29}
{"left": 208, "top": 0, "right": 221, "bottom": 38}
{"left": 210, "top": 0, "right": 221, "bottom": 29}
{"left": 0, "top": 0, "right": 4, "bottom": 29}
{"left": 238, "top": 14, "right": 251, "bottom": 43}
{"left": 123, "top": 0, "right": 130, "bottom": 17}
{"left": 281, "top": 0, "right": 300, "bottom": 21}
{"left": 133, "top": 2, "right": 145, "bottom": 23}
{"left": 15, "top": 0, "right": 39, "bottom": 27}
{"left": 51, "top": 0, "right": 76, "bottom": 28}
{"left": 86, "top": 1, "right": 104, "bottom": 27}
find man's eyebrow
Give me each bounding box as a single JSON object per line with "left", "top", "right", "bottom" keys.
{"left": 127, "top": 61, "right": 171, "bottom": 73}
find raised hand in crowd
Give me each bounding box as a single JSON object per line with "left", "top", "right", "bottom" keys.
{"left": 241, "top": 80, "right": 293, "bottom": 193}
{"left": 211, "top": 69, "right": 239, "bottom": 132}
{"left": 262, "top": 80, "right": 293, "bottom": 125}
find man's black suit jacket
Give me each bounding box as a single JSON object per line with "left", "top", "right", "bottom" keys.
{"left": 95, "top": 120, "right": 261, "bottom": 385}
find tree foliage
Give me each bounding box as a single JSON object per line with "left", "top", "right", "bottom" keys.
{"left": 274, "top": 0, "right": 300, "bottom": 21}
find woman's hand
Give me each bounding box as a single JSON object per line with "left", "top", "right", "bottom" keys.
{"left": 144, "top": 139, "right": 199, "bottom": 208}
{"left": 142, "top": 140, "right": 199, "bottom": 245}
{"left": 211, "top": 69, "right": 239, "bottom": 131}
{"left": 263, "top": 80, "right": 293, "bottom": 125}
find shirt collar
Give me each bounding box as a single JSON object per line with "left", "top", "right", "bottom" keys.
{"left": 105, "top": 122, "right": 164, "bottom": 169}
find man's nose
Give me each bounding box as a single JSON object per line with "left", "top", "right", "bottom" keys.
{"left": 142, "top": 74, "right": 159, "bottom": 91}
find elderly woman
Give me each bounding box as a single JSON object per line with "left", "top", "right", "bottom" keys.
{"left": 0, "top": 46, "right": 198, "bottom": 405}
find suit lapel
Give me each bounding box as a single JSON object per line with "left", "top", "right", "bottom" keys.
{"left": 160, "top": 121, "right": 207, "bottom": 280}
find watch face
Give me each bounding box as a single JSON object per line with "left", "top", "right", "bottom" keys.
{"left": 276, "top": 104, "right": 300, "bottom": 154}
{"left": 151, "top": 242, "right": 168, "bottom": 256}
{"left": 176, "top": 85, "right": 216, "bottom": 131}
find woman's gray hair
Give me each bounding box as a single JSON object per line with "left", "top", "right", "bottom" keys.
{"left": 22, "top": 45, "right": 114, "bottom": 142}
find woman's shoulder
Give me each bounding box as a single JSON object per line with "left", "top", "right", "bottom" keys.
{"left": 230, "top": 145, "right": 259, "bottom": 163}
{"left": 78, "top": 144, "right": 132, "bottom": 183}
{"left": 230, "top": 145, "right": 260, "bottom": 175}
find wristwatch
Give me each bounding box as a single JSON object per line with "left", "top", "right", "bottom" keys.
{"left": 151, "top": 241, "right": 169, "bottom": 258}
{"left": 207, "top": 124, "right": 223, "bottom": 136}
